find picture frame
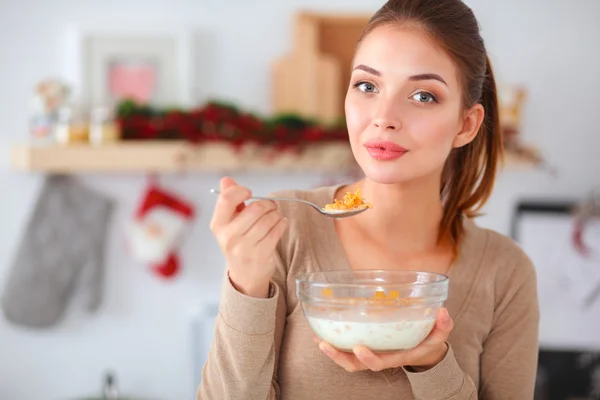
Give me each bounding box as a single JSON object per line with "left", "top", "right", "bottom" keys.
{"left": 511, "top": 200, "right": 600, "bottom": 399}
{"left": 63, "top": 23, "right": 195, "bottom": 109}
{"left": 511, "top": 200, "right": 600, "bottom": 349}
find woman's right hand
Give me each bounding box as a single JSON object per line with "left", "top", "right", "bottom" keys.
{"left": 210, "top": 177, "right": 289, "bottom": 298}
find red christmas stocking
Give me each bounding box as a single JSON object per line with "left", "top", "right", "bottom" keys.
{"left": 128, "top": 182, "right": 195, "bottom": 279}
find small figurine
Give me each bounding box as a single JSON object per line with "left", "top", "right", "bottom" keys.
{"left": 29, "top": 78, "right": 70, "bottom": 144}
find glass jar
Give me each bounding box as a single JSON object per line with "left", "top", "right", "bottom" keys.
{"left": 89, "top": 107, "right": 121, "bottom": 146}
{"left": 54, "top": 106, "right": 89, "bottom": 145}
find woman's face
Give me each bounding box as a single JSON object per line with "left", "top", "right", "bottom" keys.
{"left": 345, "top": 25, "right": 482, "bottom": 185}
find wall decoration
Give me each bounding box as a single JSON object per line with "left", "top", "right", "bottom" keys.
{"left": 114, "top": 99, "right": 349, "bottom": 151}
{"left": 512, "top": 200, "right": 600, "bottom": 327}
{"left": 498, "top": 84, "right": 527, "bottom": 142}
{"left": 126, "top": 178, "right": 196, "bottom": 279}
{"left": 497, "top": 84, "right": 555, "bottom": 173}
{"left": 63, "top": 24, "right": 194, "bottom": 109}
{"left": 511, "top": 200, "right": 600, "bottom": 399}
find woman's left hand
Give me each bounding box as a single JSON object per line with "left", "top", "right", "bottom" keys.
{"left": 315, "top": 308, "right": 453, "bottom": 372}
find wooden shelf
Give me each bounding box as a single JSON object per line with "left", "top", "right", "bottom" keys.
{"left": 9, "top": 141, "right": 545, "bottom": 175}
{"left": 9, "top": 141, "right": 357, "bottom": 174}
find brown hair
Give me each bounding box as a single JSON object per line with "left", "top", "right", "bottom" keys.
{"left": 359, "top": 0, "right": 503, "bottom": 252}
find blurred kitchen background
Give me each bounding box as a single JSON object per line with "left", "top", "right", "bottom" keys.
{"left": 0, "top": 0, "right": 599, "bottom": 399}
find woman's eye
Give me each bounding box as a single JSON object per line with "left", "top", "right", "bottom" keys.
{"left": 411, "top": 92, "right": 437, "bottom": 103}
{"left": 356, "top": 82, "right": 378, "bottom": 93}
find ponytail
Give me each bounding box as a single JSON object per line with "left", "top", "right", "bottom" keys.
{"left": 439, "top": 55, "right": 503, "bottom": 254}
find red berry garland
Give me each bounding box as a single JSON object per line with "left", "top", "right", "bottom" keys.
{"left": 116, "top": 99, "right": 349, "bottom": 153}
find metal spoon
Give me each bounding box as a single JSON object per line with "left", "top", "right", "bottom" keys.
{"left": 209, "top": 189, "right": 369, "bottom": 219}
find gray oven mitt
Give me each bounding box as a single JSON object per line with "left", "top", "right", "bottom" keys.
{"left": 1, "top": 175, "right": 114, "bottom": 328}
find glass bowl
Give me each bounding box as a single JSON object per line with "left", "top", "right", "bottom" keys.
{"left": 295, "top": 270, "right": 449, "bottom": 352}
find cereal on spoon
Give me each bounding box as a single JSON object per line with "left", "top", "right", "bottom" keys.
{"left": 322, "top": 188, "right": 373, "bottom": 214}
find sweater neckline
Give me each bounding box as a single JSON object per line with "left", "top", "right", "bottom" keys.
{"left": 304, "top": 184, "right": 482, "bottom": 287}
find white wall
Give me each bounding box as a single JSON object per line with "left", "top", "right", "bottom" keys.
{"left": 0, "top": 0, "right": 598, "bottom": 399}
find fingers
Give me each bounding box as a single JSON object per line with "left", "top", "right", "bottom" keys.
{"left": 220, "top": 176, "right": 237, "bottom": 191}
{"left": 210, "top": 178, "right": 252, "bottom": 231}
{"left": 210, "top": 176, "right": 290, "bottom": 264}
{"left": 227, "top": 200, "right": 279, "bottom": 238}
{"left": 317, "top": 339, "right": 409, "bottom": 373}
{"left": 218, "top": 200, "right": 285, "bottom": 250}
{"left": 257, "top": 216, "right": 289, "bottom": 250}
{"left": 353, "top": 346, "right": 402, "bottom": 372}
{"left": 220, "top": 177, "right": 246, "bottom": 213}
{"left": 424, "top": 308, "right": 453, "bottom": 344}
{"left": 318, "top": 341, "right": 367, "bottom": 373}
{"left": 393, "top": 308, "right": 452, "bottom": 369}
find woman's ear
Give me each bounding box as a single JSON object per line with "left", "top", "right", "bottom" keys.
{"left": 453, "top": 104, "right": 485, "bottom": 148}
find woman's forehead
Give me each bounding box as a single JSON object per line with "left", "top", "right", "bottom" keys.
{"left": 353, "top": 25, "right": 458, "bottom": 86}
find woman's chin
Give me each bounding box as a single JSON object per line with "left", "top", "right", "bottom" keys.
{"left": 361, "top": 164, "right": 414, "bottom": 185}
{"left": 357, "top": 156, "right": 442, "bottom": 186}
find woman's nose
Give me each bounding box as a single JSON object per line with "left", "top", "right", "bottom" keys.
{"left": 373, "top": 120, "right": 400, "bottom": 131}
{"left": 373, "top": 101, "right": 402, "bottom": 131}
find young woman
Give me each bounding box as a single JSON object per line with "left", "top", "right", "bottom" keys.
{"left": 198, "top": 0, "right": 539, "bottom": 398}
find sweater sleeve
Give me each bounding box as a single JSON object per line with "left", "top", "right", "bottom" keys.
{"left": 478, "top": 258, "right": 539, "bottom": 399}
{"left": 404, "top": 344, "right": 477, "bottom": 399}
{"left": 404, "top": 254, "right": 539, "bottom": 400}
{"left": 196, "top": 254, "right": 288, "bottom": 400}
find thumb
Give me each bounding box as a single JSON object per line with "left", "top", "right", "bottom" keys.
{"left": 435, "top": 308, "right": 454, "bottom": 335}
{"left": 220, "top": 176, "right": 237, "bottom": 191}
{"left": 422, "top": 308, "right": 453, "bottom": 346}
{"left": 220, "top": 176, "right": 247, "bottom": 213}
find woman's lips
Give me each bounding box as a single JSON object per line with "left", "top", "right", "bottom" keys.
{"left": 364, "top": 140, "right": 408, "bottom": 161}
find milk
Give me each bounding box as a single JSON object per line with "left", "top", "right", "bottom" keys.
{"left": 307, "top": 316, "right": 435, "bottom": 351}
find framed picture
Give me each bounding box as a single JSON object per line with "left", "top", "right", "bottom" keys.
{"left": 511, "top": 200, "right": 600, "bottom": 349}
{"left": 511, "top": 200, "right": 600, "bottom": 399}
{"left": 63, "top": 24, "right": 195, "bottom": 109}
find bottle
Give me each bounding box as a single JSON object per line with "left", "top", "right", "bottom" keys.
{"left": 102, "top": 372, "right": 119, "bottom": 400}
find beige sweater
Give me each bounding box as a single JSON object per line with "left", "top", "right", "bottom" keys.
{"left": 197, "top": 185, "right": 539, "bottom": 400}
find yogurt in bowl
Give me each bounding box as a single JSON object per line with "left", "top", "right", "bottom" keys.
{"left": 295, "top": 270, "right": 448, "bottom": 353}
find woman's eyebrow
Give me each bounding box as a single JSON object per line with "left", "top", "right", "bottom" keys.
{"left": 409, "top": 73, "right": 448, "bottom": 86}
{"left": 352, "top": 64, "right": 381, "bottom": 76}
{"left": 352, "top": 64, "right": 448, "bottom": 86}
